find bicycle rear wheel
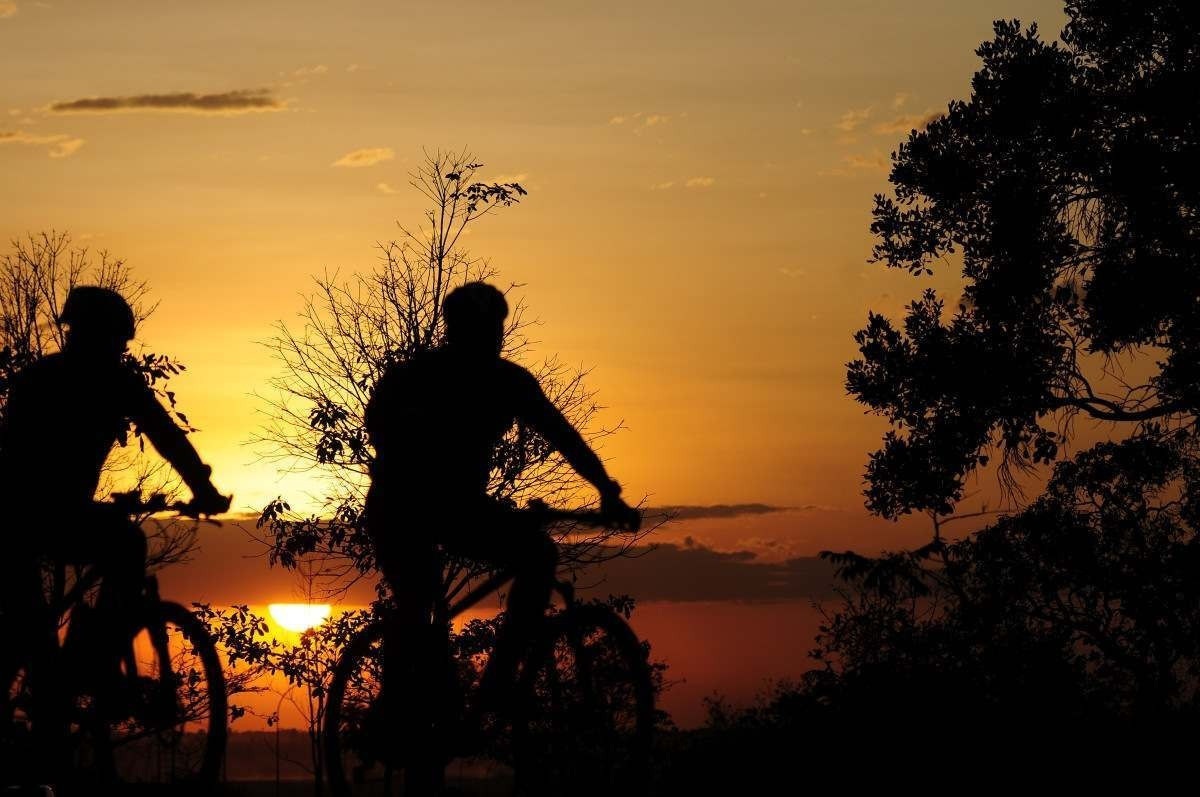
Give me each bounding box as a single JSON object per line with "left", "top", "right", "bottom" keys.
{"left": 512, "top": 602, "right": 655, "bottom": 796}
{"left": 81, "top": 600, "right": 227, "bottom": 789}
{"left": 326, "top": 618, "right": 513, "bottom": 796}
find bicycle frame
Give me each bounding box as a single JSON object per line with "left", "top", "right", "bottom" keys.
{"left": 428, "top": 505, "right": 608, "bottom": 627}
{"left": 442, "top": 567, "right": 573, "bottom": 621}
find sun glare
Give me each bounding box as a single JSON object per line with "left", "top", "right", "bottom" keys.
{"left": 268, "top": 603, "right": 333, "bottom": 633}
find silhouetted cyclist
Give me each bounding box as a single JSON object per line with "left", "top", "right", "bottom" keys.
{"left": 0, "top": 286, "right": 230, "bottom": 688}
{"left": 365, "top": 281, "right": 639, "bottom": 729}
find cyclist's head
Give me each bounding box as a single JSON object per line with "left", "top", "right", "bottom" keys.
{"left": 443, "top": 282, "right": 507, "bottom": 356}
{"left": 58, "top": 286, "right": 136, "bottom": 355}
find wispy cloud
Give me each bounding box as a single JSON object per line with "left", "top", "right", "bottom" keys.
{"left": 843, "top": 152, "right": 889, "bottom": 171}
{"left": 492, "top": 172, "right": 528, "bottom": 184}
{"left": 0, "top": 130, "right": 85, "bottom": 158}
{"left": 872, "top": 110, "right": 940, "bottom": 136}
{"left": 292, "top": 64, "right": 328, "bottom": 77}
{"left": 648, "top": 176, "right": 716, "bottom": 191}
{"left": 777, "top": 267, "right": 807, "bottom": 279}
{"left": 332, "top": 147, "right": 394, "bottom": 168}
{"left": 279, "top": 64, "right": 329, "bottom": 87}
{"left": 0, "top": 2, "right": 17, "bottom": 18}
{"left": 821, "top": 151, "right": 890, "bottom": 177}
{"left": 50, "top": 88, "right": 284, "bottom": 115}
{"left": 891, "top": 91, "right": 910, "bottom": 109}
{"left": 376, "top": 182, "right": 399, "bottom": 195}
{"left": 609, "top": 111, "right": 673, "bottom": 134}
{"left": 835, "top": 106, "right": 872, "bottom": 133}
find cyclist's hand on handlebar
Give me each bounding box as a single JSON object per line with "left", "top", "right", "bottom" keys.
{"left": 188, "top": 483, "right": 231, "bottom": 517}
{"left": 600, "top": 492, "right": 641, "bottom": 532}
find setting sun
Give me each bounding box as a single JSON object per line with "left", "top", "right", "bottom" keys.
{"left": 268, "top": 603, "right": 332, "bottom": 633}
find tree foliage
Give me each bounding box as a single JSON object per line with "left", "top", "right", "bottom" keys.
{"left": 847, "top": 0, "right": 1200, "bottom": 519}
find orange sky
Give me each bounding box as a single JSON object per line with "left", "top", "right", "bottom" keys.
{"left": 4, "top": 0, "right": 1072, "bottom": 726}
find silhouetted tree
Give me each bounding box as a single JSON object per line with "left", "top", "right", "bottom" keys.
{"left": 804, "top": 0, "right": 1200, "bottom": 731}
{"left": 847, "top": 0, "right": 1200, "bottom": 520}
{"left": 253, "top": 149, "right": 646, "bottom": 599}
{"left": 0, "top": 230, "right": 199, "bottom": 569}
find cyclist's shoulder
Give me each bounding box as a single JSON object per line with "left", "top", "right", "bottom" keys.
{"left": 376, "top": 350, "right": 429, "bottom": 387}
{"left": 371, "top": 351, "right": 438, "bottom": 408}
{"left": 9, "top": 352, "right": 66, "bottom": 387}
{"left": 496, "top": 357, "right": 534, "bottom": 378}
{"left": 25, "top": 351, "right": 66, "bottom": 372}
{"left": 496, "top": 358, "right": 541, "bottom": 393}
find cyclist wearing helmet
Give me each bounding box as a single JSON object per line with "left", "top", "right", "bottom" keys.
{"left": 0, "top": 286, "right": 229, "bottom": 674}
{"left": 366, "top": 281, "right": 640, "bottom": 723}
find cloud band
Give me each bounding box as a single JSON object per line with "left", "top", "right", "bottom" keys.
{"left": 50, "top": 89, "right": 284, "bottom": 115}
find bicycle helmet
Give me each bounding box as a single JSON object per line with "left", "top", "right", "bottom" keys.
{"left": 58, "top": 286, "right": 137, "bottom": 341}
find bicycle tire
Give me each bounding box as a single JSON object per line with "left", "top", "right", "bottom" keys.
{"left": 88, "top": 600, "right": 228, "bottom": 789}
{"left": 512, "top": 602, "right": 655, "bottom": 796}
{"left": 325, "top": 618, "right": 392, "bottom": 797}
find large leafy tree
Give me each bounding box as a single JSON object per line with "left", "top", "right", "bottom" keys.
{"left": 791, "top": 0, "right": 1200, "bottom": 724}
{"left": 847, "top": 0, "right": 1200, "bottom": 520}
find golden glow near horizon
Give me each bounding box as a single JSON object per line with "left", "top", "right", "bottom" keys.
{"left": 0, "top": 0, "right": 1068, "bottom": 519}
{"left": 267, "top": 603, "right": 333, "bottom": 633}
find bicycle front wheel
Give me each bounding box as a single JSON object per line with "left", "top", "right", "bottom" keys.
{"left": 512, "top": 602, "right": 655, "bottom": 796}
{"left": 85, "top": 600, "right": 227, "bottom": 788}
{"left": 325, "top": 619, "right": 400, "bottom": 797}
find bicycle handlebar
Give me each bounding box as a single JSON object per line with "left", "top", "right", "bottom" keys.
{"left": 108, "top": 491, "right": 223, "bottom": 522}
{"left": 112, "top": 494, "right": 622, "bottom": 526}
{"left": 525, "top": 498, "right": 636, "bottom": 530}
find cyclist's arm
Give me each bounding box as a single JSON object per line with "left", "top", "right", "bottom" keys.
{"left": 515, "top": 368, "right": 622, "bottom": 501}
{"left": 127, "top": 380, "right": 219, "bottom": 500}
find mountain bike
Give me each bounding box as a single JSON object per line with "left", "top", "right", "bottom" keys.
{"left": 1, "top": 492, "right": 227, "bottom": 791}
{"left": 324, "top": 501, "right": 655, "bottom": 796}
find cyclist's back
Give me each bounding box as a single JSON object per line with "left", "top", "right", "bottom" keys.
{"left": 368, "top": 346, "right": 583, "bottom": 509}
